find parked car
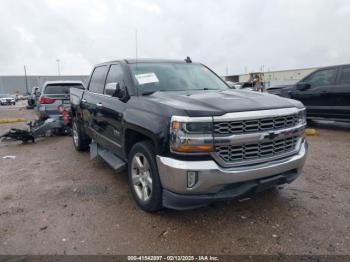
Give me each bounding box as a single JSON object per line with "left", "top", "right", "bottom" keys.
{"left": 37, "top": 81, "right": 85, "bottom": 120}
{"left": 70, "top": 58, "right": 308, "bottom": 212}
{"left": 225, "top": 81, "right": 241, "bottom": 89}
{"left": 269, "top": 64, "right": 350, "bottom": 122}
{"left": 0, "top": 94, "right": 16, "bottom": 105}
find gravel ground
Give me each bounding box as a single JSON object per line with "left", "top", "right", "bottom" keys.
{"left": 0, "top": 104, "right": 349, "bottom": 255}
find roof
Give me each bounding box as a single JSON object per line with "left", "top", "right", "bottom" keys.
{"left": 96, "top": 58, "right": 198, "bottom": 66}
{"left": 43, "top": 80, "right": 84, "bottom": 86}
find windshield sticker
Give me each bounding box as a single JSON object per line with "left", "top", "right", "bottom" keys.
{"left": 135, "top": 73, "right": 159, "bottom": 85}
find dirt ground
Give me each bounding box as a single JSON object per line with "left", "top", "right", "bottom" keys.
{"left": 0, "top": 103, "right": 349, "bottom": 255}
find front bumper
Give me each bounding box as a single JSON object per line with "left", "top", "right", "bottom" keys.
{"left": 156, "top": 139, "right": 308, "bottom": 209}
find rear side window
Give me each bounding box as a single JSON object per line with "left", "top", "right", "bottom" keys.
{"left": 89, "top": 66, "right": 108, "bottom": 93}
{"left": 339, "top": 67, "right": 350, "bottom": 84}
{"left": 304, "top": 68, "right": 337, "bottom": 86}
{"left": 44, "top": 84, "right": 84, "bottom": 94}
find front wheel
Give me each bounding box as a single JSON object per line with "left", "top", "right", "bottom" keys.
{"left": 72, "top": 119, "right": 91, "bottom": 151}
{"left": 128, "top": 141, "right": 163, "bottom": 212}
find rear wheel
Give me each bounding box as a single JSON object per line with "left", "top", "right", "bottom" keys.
{"left": 72, "top": 119, "right": 91, "bottom": 151}
{"left": 128, "top": 141, "right": 163, "bottom": 212}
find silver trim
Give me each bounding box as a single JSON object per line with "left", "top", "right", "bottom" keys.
{"left": 156, "top": 140, "right": 308, "bottom": 194}
{"left": 213, "top": 123, "right": 305, "bottom": 145}
{"left": 171, "top": 115, "right": 212, "bottom": 123}
{"left": 213, "top": 107, "right": 304, "bottom": 122}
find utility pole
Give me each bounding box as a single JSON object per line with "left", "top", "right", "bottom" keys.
{"left": 24, "top": 65, "right": 29, "bottom": 95}
{"left": 56, "top": 59, "right": 61, "bottom": 76}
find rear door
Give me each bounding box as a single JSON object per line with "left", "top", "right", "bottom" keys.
{"left": 82, "top": 65, "right": 108, "bottom": 142}
{"left": 290, "top": 67, "right": 338, "bottom": 118}
{"left": 332, "top": 65, "right": 350, "bottom": 119}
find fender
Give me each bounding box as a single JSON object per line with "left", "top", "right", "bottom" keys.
{"left": 122, "top": 108, "right": 170, "bottom": 155}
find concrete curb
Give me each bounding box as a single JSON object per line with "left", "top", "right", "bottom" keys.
{"left": 0, "top": 118, "right": 27, "bottom": 124}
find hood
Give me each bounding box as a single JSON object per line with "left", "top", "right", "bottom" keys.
{"left": 144, "top": 89, "right": 303, "bottom": 117}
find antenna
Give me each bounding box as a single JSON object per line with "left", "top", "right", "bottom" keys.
{"left": 135, "top": 29, "right": 138, "bottom": 66}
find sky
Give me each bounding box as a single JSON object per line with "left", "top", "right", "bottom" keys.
{"left": 0, "top": 0, "right": 350, "bottom": 76}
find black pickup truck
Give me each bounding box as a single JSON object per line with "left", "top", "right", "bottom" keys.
{"left": 70, "top": 58, "right": 308, "bottom": 212}
{"left": 268, "top": 64, "right": 350, "bottom": 122}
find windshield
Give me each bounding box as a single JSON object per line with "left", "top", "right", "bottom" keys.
{"left": 0, "top": 94, "right": 11, "bottom": 98}
{"left": 44, "top": 84, "right": 84, "bottom": 94}
{"left": 129, "top": 63, "right": 229, "bottom": 94}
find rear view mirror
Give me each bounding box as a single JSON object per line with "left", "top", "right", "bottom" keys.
{"left": 296, "top": 82, "right": 311, "bottom": 91}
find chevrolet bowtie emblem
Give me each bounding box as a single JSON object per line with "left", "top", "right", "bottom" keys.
{"left": 265, "top": 132, "right": 279, "bottom": 140}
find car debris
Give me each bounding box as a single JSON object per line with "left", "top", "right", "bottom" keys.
{"left": 0, "top": 105, "right": 71, "bottom": 143}
{"left": 2, "top": 155, "right": 16, "bottom": 159}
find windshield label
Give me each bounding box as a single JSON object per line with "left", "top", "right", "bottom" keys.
{"left": 135, "top": 73, "right": 159, "bottom": 85}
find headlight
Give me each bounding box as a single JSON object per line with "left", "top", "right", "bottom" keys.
{"left": 170, "top": 116, "right": 213, "bottom": 154}
{"left": 298, "top": 109, "right": 306, "bottom": 125}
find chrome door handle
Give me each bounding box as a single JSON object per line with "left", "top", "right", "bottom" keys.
{"left": 81, "top": 99, "right": 87, "bottom": 103}
{"left": 96, "top": 102, "right": 103, "bottom": 107}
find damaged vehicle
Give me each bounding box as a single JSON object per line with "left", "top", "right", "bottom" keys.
{"left": 70, "top": 58, "right": 308, "bottom": 212}
{"left": 37, "top": 81, "right": 85, "bottom": 120}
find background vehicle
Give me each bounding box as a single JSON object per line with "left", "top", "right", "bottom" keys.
{"left": 0, "top": 94, "right": 16, "bottom": 105}
{"left": 71, "top": 58, "right": 307, "bottom": 212}
{"left": 269, "top": 64, "right": 350, "bottom": 122}
{"left": 225, "top": 81, "right": 241, "bottom": 89}
{"left": 37, "top": 81, "right": 84, "bottom": 120}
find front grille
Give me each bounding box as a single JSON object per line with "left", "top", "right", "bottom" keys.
{"left": 213, "top": 114, "right": 299, "bottom": 135}
{"left": 215, "top": 136, "right": 299, "bottom": 163}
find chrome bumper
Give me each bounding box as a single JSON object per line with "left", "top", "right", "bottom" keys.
{"left": 156, "top": 139, "right": 308, "bottom": 194}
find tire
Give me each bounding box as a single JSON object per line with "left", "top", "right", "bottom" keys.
{"left": 128, "top": 141, "right": 163, "bottom": 212}
{"left": 72, "top": 119, "right": 91, "bottom": 151}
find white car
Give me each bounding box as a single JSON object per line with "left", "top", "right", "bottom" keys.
{"left": 0, "top": 94, "right": 16, "bottom": 105}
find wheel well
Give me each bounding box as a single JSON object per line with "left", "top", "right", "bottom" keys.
{"left": 124, "top": 129, "right": 154, "bottom": 157}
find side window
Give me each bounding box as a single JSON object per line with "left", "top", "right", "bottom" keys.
{"left": 105, "top": 64, "right": 124, "bottom": 92}
{"left": 339, "top": 67, "right": 350, "bottom": 85}
{"left": 89, "top": 66, "right": 108, "bottom": 93}
{"left": 304, "top": 68, "right": 337, "bottom": 87}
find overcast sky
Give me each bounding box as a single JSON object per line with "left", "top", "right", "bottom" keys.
{"left": 0, "top": 0, "right": 350, "bottom": 76}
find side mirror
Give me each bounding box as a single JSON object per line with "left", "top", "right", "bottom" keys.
{"left": 296, "top": 82, "right": 311, "bottom": 91}
{"left": 105, "top": 82, "right": 127, "bottom": 99}
{"left": 105, "top": 82, "right": 118, "bottom": 96}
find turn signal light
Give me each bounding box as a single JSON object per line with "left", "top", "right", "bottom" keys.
{"left": 174, "top": 144, "right": 213, "bottom": 152}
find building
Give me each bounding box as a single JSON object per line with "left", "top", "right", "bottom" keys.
{"left": 0, "top": 75, "right": 89, "bottom": 94}
{"left": 224, "top": 66, "right": 319, "bottom": 87}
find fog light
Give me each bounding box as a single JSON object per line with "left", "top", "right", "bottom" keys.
{"left": 187, "top": 171, "right": 198, "bottom": 188}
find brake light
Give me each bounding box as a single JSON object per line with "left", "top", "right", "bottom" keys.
{"left": 39, "top": 97, "right": 56, "bottom": 104}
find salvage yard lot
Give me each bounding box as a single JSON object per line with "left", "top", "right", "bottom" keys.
{"left": 0, "top": 105, "right": 350, "bottom": 255}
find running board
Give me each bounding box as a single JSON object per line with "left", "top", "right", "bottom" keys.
{"left": 90, "top": 142, "right": 126, "bottom": 172}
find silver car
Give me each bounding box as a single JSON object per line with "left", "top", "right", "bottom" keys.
{"left": 37, "top": 81, "right": 85, "bottom": 120}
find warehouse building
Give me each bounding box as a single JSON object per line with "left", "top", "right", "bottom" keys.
{"left": 0, "top": 75, "right": 89, "bottom": 94}
{"left": 224, "top": 66, "right": 319, "bottom": 87}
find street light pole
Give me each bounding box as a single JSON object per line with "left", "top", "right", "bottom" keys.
{"left": 56, "top": 59, "right": 61, "bottom": 76}
{"left": 24, "top": 65, "right": 29, "bottom": 95}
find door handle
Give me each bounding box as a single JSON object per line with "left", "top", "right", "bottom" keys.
{"left": 81, "top": 99, "right": 87, "bottom": 103}
{"left": 320, "top": 91, "right": 328, "bottom": 95}
{"left": 96, "top": 102, "right": 103, "bottom": 107}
